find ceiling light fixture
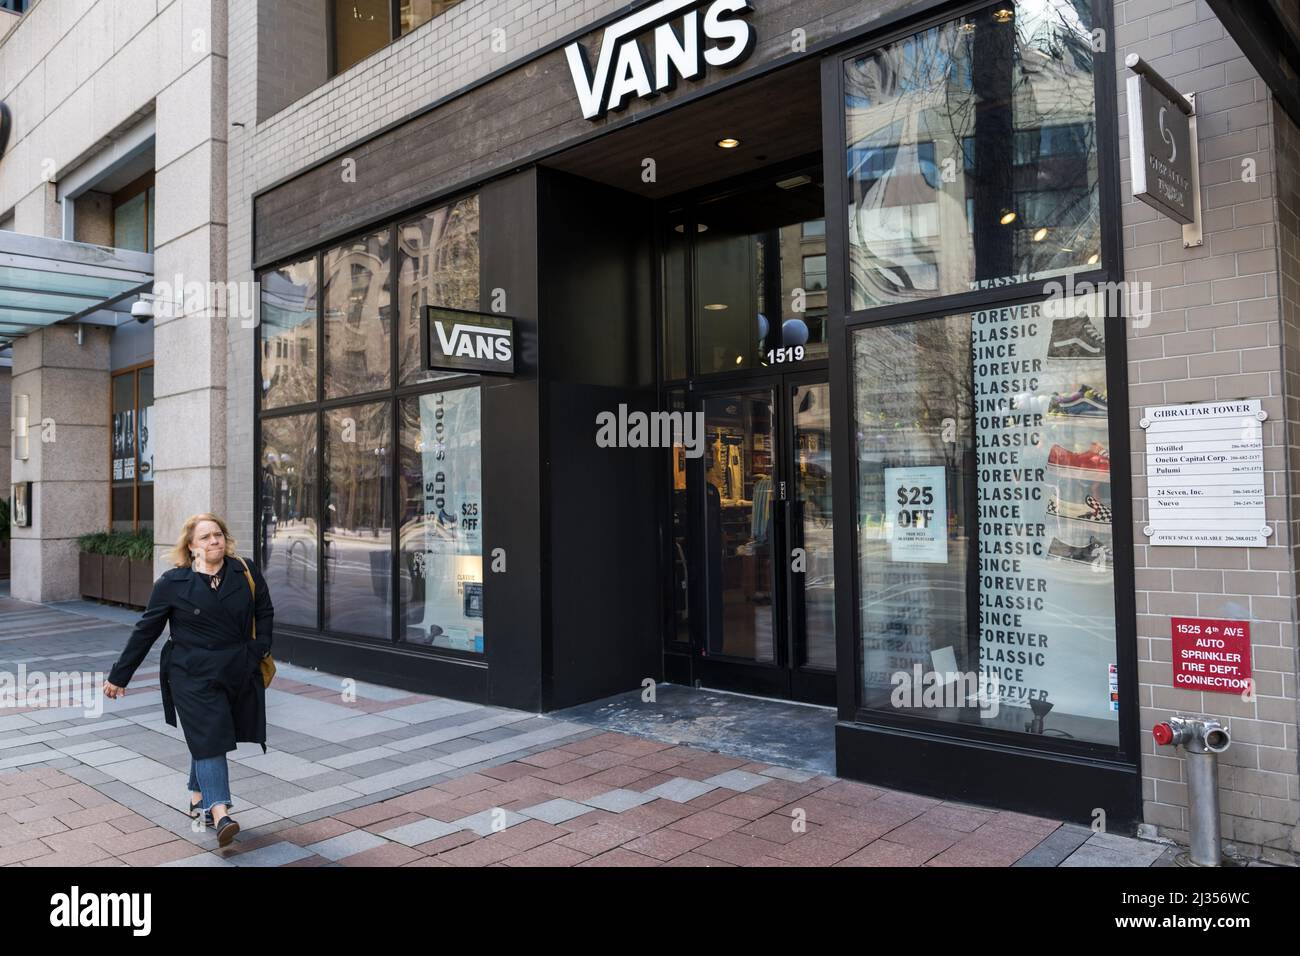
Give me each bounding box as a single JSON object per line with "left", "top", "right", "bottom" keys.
{"left": 704, "top": 303, "right": 729, "bottom": 311}
{"left": 993, "top": 8, "right": 1014, "bottom": 24}
{"left": 776, "top": 174, "right": 813, "bottom": 190}
{"left": 716, "top": 137, "right": 741, "bottom": 149}
{"left": 1033, "top": 227, "right": 1048, "bottom": 241}
{"left": 999, "top": 210, "right": 1017, "bottom": 225}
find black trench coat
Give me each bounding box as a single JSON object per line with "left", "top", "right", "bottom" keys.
{"left": 108, "top": 556, "right": 273, "bottom": 760}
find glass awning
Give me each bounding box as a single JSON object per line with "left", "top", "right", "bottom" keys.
{"left": 0, "top": 231, "right": 153, "bottom": 344}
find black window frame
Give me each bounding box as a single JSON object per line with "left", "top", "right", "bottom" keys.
{"left": 823, "top": 0, "right": 1139, "bottom": 766}
{"left": 255, "top": 190, "right": 485, "bottom": 665}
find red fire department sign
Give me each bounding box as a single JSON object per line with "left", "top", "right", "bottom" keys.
{"left": 1170, "top": 617, "right": 1252, "bottom": 693}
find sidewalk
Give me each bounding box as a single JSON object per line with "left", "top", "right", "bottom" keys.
{"left": 0, "top": 594, "right": 1177, "bottom": 867}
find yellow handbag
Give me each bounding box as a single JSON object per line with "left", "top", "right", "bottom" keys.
{"left": 234, "top": 556, "right": 276, "bottom": 688}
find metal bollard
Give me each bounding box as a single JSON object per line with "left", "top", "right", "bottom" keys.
{"left": 1152, "top": 716, "right": 1232, "bottom": 866}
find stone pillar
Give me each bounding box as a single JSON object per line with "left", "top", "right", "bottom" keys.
{"left": 150, "top": 4, "right": 229, "bottom": 574}
{"left": 9, "top": 326, "right": 111, "bottom": 602}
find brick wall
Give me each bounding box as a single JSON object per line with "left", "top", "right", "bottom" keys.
{"left": 1118, "top": 0, "right": 1299, "bottom": 862}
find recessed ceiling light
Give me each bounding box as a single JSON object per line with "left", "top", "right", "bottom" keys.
{"left": 716, "top": 137, "right": 741, "bottom": 149}
{"left": 993, "top": 8, "right": 1013, "bottom": 23}
{"left": 999, "top": 210, "right": 1017, "bottom": 225}
{"left": 673, "top": 223, "right": 709, "bottom": 233}
{"left": 1087, "top": 253, "right": 1100, "bottom": 265}
{"left": 1033, "top": 227, "right": 1048, "bottom": 241}
{"left": 734, "top": 355, "right": 744, "bottom": 365}
{"left": 704, "top": 303, "right": 729, "bottom": 311}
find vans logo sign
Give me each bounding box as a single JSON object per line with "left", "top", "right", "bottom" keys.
{"left": 565, "top": 0, "right": 756, "bottom": 120}
{"left": 424, "top": 307, "right": 515, "bottom": 375}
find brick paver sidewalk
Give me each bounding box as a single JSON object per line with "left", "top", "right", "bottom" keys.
{"left": 0, "top": 596, "right": 1174, "bottom": 867}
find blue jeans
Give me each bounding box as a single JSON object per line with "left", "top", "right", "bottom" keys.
{"left": 186, "top": 755, "right": 233, "bottom": 815}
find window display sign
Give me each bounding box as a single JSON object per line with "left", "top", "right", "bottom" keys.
{"left": 11, "top": 482, "right": 31, "bottom": 527}
{"left": 972, "top": 295, "right": 1117, "bottom": 731}
{"left": 404, "top": 388, "right": 484, "bottom": 653}
{"left": 112, "top": 408, "right": 135, "bottom": 481}
{"left": 1171, "top": 617, "right": 1252, "bottom": 694}
{"left": 1141, "top": 399, "right": 1267, "bottom": 547}
{"left": 138, "top": 403, "right": 153, "bottom": 483}
{"left": 884, "top": 466, "right": 947, "bottom": 564}
{"left": 423, "top": 306, "right": 514, "bottom": 375}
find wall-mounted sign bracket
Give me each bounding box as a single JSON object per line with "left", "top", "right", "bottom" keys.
{"left": 1125, "top": 54, "right": 1202, "bottom": 248}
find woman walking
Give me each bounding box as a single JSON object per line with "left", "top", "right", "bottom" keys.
{"left": 103, "top": 514, "right": 273, "bottom": 848}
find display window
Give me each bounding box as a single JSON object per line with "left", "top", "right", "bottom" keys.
{"left": 109, "top": 364, "right": 154, "bottom": 532}
{"left": 399, "top": 387, "right": 484, "bottom": 654}
{"left": 852, "top": 293, "right": 1119, "bottom": 745}
{"left": 844, "top": 0, "right": 1103, "bottom": 311}
{"left": 257, "top": 192, "right": 484, "bottom": 654}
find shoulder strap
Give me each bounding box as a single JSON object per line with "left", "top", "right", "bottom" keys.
{"left": 234, "top": 556, "right": 256, "bottom": 640}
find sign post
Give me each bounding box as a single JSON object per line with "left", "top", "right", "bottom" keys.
{"left": 1125, "top": 54, "right": 1202, "bottom": 247}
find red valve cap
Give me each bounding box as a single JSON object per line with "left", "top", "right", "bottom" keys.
{"left": 1152, "top": 722, "right": 1174, "bottom": 746}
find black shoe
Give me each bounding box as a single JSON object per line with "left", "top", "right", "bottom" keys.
{"left": 187, "top": 797, "right": 212, "bottom": 827}
{"left": 188, "top": 797, "right": 233, "bottom": 826}
{"left": 1047, "top": 316, "right": 1105, "bottom": 359}
{"left": 216, "top": 814, "right": 241, "bottom": 848}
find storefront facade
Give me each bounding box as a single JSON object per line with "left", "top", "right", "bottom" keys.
{"left": 229, "top": 0, "right": 1300, "bottom": 860}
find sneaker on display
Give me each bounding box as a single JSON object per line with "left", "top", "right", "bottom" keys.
{"left": 1048, "top": 442, "right": 1110, "bottom": 474}
{"left": 1047, "top": 315, "right": 1106, "bottom": 359}
{"left": 1047, "top": 535, "right": 1113, "bottom": 567}
{"left": 1047, "top": 492, "right": 1113, "bottom": 524}
{"left": 1048, "top": 385, "right": 1108, "bottom": 417}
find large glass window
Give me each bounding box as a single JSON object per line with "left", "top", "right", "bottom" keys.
{"left": 844, "top": 0, "right": 1102, "bottom": 310}
{"left": 397, "top": 196, "right": 479, "bottom": 385}
{"left": 331, "top": 0, "right": 466, "bottom": 76}
{"left": 324, "top": 402, "right": 393, "bottom": 639}
{"left": 261, "top": 413, "right": 319, "bottom": 628}
{"left": 258, "top": 193, "right": 482, "bottom": 650}
{"left": 110, "top": 365, "right": 153, "bottom": 532}
{"left": 399, "top": 387, "right": 483, "bottom": 653}
{"left": 853, "top": 296, "right": 1117, "bottom": 746}
{"left": 686, "top": 176, "right": 827, "bottom": 374}
{"left": 260, "top": 257, "right": 318, "bottom": 410}
{"left": 112, "top": 174, "right": 154, "bottom": 254}
{"left": 324, "top": 229, "right": 391, "bottom": 398}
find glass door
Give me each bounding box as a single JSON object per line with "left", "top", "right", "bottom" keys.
{"left": 786, "top": 374, "right": 836, "bottom": 702}
{"left": 691, "top": 375, "right": 834, "bottom": 704}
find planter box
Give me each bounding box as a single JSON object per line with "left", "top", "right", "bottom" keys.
{"left": 102, "top": 555, "right": 130, "bottom": 605}
{"left": 79, "top": 552, "right": 103, "bottom": 600}
{"left": 129, "top": 558, "right": 153, "bottom": 608}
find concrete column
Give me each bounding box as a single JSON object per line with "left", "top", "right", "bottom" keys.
{"left": 9, "top": 326, "right": 111, "bottom": 602}
{"left": 150, "top": 4, "right": 229, "bottom": 574}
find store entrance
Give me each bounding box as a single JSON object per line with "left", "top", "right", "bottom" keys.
{"left": 659, "top": 159, "right": 835, "bottom": 706}
{"left": 692, "top": 372, "right": 835, "bottom": 704}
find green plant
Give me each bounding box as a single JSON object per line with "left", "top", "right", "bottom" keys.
{"left": 76, "top": 529, "right": 154, "bottom": 558}
{"left": 127, "top": 529, "right": 154, "bottom": 562}
{"left": 76, "top": 531, "right": 110, "bottom": 555}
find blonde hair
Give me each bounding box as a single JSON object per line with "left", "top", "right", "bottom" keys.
{"left": 170, "top": 513, "right": 238, "bottom": 568}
